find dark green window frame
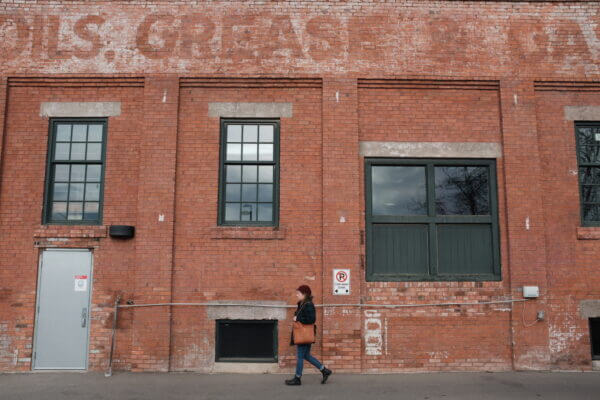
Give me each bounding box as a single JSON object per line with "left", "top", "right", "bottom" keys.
{"left": 43, "top": 118, "right": 108, "bottom": 225}
{"left": 218, "top": 119, "right": 280, "bottom": 226}
{"left": 365, "top": 158, "right": 501, "bottom": 282}
{"left": 575, "top": 122, "right": 600, "bottom": 226}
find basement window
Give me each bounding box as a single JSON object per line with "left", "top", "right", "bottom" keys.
{"left": 215, "top": 320, "right": 278, "bottom": 362}
{"left": 591, "top": 318, "right": 600, "bottom": 360}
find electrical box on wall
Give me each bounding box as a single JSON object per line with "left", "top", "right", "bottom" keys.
{"left": 523, "top": 286, "right": 540, "bottom": 298}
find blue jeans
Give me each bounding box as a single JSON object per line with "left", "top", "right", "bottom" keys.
{"left": 295, "top": 344, "right": 324, "bottom": 377}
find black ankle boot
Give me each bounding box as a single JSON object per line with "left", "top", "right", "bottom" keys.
{"left": 321, "top": 367, "right": 332, "bottom": 384}
{"left": 285, "top": 376, "right": 301, "bottom": 386}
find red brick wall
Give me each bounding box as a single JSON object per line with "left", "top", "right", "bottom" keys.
{"left": 358, "top": 86, "right": 502, "bottom": 143}
{"left": 171, "top": 83, "right": 323, "bottom": 371}
{"left": 0, "top": 81, "right": 144, "bottom": 370}
{"left": 535, "top": 88, "right": 600, "bottom": 369}
{"left": 0, "top": 1, "right": 600, "bottom": 373}
{"left": 357, "top": 83, "right": 513, "bottom": 371}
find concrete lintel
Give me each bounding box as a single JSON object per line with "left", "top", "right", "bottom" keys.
{"left": 579, "top": 300, "right": 600, "bottom": 318}
{"left": 564, "top": 106, "right": 600, "bottom": 121}
{"left": 208, "top": 102, "right": 292, "bottom": 118}
{"left": 40, "top": 102, "right": 121, "bottom": 118}
{"left": 206, "top": 300, "right": 288, "bottom": 320}
{"left": 359, "top": 141, "right": 502, "bottom": 158}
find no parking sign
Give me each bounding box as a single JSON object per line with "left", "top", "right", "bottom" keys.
{"left": 333, "top": 269, "right": 350, "bottom": 295}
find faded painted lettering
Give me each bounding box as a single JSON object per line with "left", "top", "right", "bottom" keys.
{"left": 0, "top": 11, "right": 599, "bottom": 75}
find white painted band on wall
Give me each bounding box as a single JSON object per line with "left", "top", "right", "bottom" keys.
{"left": 40, "top": 102, "right": 122, "bottom": 117}
{"left": 564, "top": 106, "right": 600, "bottom": 121}
{"left": 208, "top": 102, "right": 292, "bottom": 118}
{"left": 359, "top": 141, "right": 502, "bottom": 158}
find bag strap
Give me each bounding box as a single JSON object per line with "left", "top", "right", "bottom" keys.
{"left": 297, "top": 302, "right": 306, "bottom": 314}
{"left": 294, "top": 302, "right": 308, "bottom": 325}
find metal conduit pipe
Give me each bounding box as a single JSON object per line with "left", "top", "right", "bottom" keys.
{"left": 115, "top": 299, "right": 529, "bottom": 309}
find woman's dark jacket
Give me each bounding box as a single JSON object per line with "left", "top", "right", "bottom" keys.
{"left": 290, "top": 300, "right": 316, "bottom": 345}
{"left": 295, "top": 300, "right": 316, "bottom": 324}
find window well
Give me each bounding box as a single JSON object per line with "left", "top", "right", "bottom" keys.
{"left": 215, "top": 320, "right": 278, "bottom": 362}
{"left": 591, "top": 318, "right": 600, "bottom": 360}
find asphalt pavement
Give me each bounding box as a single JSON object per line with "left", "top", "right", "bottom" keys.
{"left": 1, "top": 371, "right": 599, "bottom": 400}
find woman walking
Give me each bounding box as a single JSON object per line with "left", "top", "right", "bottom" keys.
{"left": 285, "top": 285, "right": 332, "bottom": 386}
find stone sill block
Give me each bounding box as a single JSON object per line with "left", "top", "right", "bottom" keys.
{"left": 34, "top": 225, "right": 108, "bottom": 239}
{"left": 212, "top": 362, "right": 281, "bottom": 374}
{"left": 576, "top": 227, "right": 600, "bottom": 240}
{"left": 210, "top": 226, "right": 286, "bottom": 240}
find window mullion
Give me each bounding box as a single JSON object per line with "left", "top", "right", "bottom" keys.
{"left": 426, "top": 164, "right": 437, "bottom": 277}
{"left": 426, "top": 164, "right": 436, "bottom": 218}
{"left": 52, "top": 158, "right": 93, "bottom": 165}
{"left": 578, "top": 163, "right": 600, "bottom": 168}
{"left": 428, "top": 221, "right": 438, "bottom": 278}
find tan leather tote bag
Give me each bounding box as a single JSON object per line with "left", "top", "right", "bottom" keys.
{"left": 292, "top": 303, "right": 316, "bottom": 345}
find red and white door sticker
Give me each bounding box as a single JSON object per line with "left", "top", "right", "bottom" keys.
{"left": 333, "top": 269, "right": 350, "bottom": 295}
{"left": 74, "top": 275, "right": 88, "bottom": 292}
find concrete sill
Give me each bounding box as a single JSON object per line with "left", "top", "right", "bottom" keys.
{"left": 212, "top": 362, "right": 280, "bottom": 374}
{"left": 34, "top": 225, "right": 108, "bottom": 239}
{"left": 210, "top": 226, "right": 286, "bottom": 240}
{"left": 576, "top": 227, "right": 600, "bottom": 240}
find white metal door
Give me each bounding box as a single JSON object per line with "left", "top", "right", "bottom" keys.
{"left": 33, "top": 249, "right": 92, "bottom": 369}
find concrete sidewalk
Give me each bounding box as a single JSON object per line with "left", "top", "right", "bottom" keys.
{"left": 1, "top": 371, "right": 599, "bottom": 400}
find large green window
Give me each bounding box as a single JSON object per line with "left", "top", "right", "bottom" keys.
{"left": 43, "top": 119, "right": 107, "bottom": 225}
{"left": 218, "top": 120, "right": 279, "bottom": 226}
{"left": 575, "top": 122, "right": 600, "bottom": 226}
{"left": 365, "top": 158, "right": 501, "bottom": 281}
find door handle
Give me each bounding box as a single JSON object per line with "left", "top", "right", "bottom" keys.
{"left": 81, "top": 307, "right": 87, "bottom": 328}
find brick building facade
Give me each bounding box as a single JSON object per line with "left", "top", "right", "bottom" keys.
{"left": 1, "top": 1, "right": 600, "bottom": 373}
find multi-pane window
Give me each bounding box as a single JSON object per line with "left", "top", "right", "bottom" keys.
{"left": 44, "top": 119, "right": 106, "bottom": 224}
{"left": 365, "top": 159, "right": 500, "bottom": 281}
{"left": 219, "top": 120, "right": 279, "bottom": 226}
{"left": 575, "top": 123, "right": 600, "bottom": 225}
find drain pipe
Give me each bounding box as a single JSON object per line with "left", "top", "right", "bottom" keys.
{"left": 104, "top": 295, "right": 121, "bottom": 377}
